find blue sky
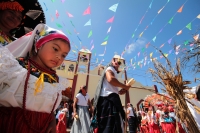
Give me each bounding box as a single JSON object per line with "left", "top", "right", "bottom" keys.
{"left": 39, "top": 0, "right": 200, "bottom": 92}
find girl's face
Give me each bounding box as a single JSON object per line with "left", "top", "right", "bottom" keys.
{"left": 36, "top": 39, "right": 70, "bottom": 69}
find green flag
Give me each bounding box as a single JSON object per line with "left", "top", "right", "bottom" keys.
{"left": 104, "top": 35, "right": 109, "bottom": 41}
{"left": 168, "top": 17, "right": 173, "bottom": 24}
{"left": 88, "top": 30, "right": 92, "bottom": 38}
{"left": 56, "top": 23, "right": 62, "bottom": 28}
{"left": 186, "top": 22, "right": 192, "bottom": 30}
{"left": 132, "top": 34, "right": 135, "bottom": 38}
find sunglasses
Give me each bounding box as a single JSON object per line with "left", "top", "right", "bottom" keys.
{"left": 116, "top": 61, "right": 121, "bottom": 65}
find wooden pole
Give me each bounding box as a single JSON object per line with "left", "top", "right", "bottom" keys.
{"left": 123, "top": 60, "right": 129, "bottom": 133}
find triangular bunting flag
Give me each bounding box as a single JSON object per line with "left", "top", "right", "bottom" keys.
{"left": 197, "top": 14, "right": 200, "bottom": 19}
{"left": 104, "top": 36, "right": 109, "bottom": 41}
{"left": 106, "top": 16, "right": 114, "bottom": 23}
{"left": 107, "top": 26, "right": 111, "bottom": 33}
{"left": 66, "top": 12, "right": 73, "bottom": 17}
{"left": 146, "top": 42, "right": 150, "bottom": 48}
{"left": 90, "top": 44, "right": 94, "bottom": 51}
{"left": 66, "top": 30, "right": 71, "bottom": 35}
{"left": 164, "top": 53, "right": 168, "bottom": 57}
{"left": 88, "top": 30, "right": 92, "bottom": 38}
{"left": 72, "top": 50, "right": 77, "bottom": 53}
{"left": 186, "top": 22, "right": 192, "bottom": 30}
{"left": 152, "top": 36, "right": 156, "bottom": 42}
{"left": 83, "top": 6, "right": 91, "bottom": 15}
{"left": 84, "top": 19, "right": 91, "bottom": 26}
{"left": 177, "top": 5, "right": 183, "bottom": 13}
{"left": 56, "top": 23, "right": 62, "bottom": 28}
{"left": 149, "top": 1, "right": 153, "bottom": 8}
{"left": 158, "top": 6, "right": 164, "bottom": 14}
{"left": 109, "top": 3, "right": 118, "bottom": 12}
{"left": 168, "top": 38, "right": 172, "bottom": 44}
{"left": 139, "top": 32, "right": 144, "bottom": 37}
{"left": 132, "top": 34, "right": 135, "bottom": 38}
{"left": 138, "top": 52, "right": 140, "bottom": 57}
{"left": 101, "top": 41, "right": 107, "bottom": 45}
{"left": 184, "top": 40, "right": 189, "bottom": 45}
{"left": 176, "top": 30, "right": 182, "bottom": 35}
{"left": 150, "top": 52, "right": 153, "bottom": 58}
{"left": 168, "top": 17, "right": 173, "bottom": 24}
{"left": 160, "top": 44, "right": 164, "bottom": 48}
{"left": 193, "top": 34, "right": 199, "bottom": 41}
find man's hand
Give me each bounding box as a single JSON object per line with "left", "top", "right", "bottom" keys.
{"left": 124, "top": 84, "right": 131, "bottom": 91}
{"left": 118, "top": 89, "right": 127, "bottom": 95}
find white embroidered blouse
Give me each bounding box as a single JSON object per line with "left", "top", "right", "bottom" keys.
{"left": 0, "top": 47, "right": 69, "bottom": 113}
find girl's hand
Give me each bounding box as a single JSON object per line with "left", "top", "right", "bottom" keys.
{"left": 46, "top": 113, "right": 56, "bottom": 133}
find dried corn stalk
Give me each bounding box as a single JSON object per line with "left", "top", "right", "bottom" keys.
{"left": 149, "top": 48, "right": 200, "bottom": 133}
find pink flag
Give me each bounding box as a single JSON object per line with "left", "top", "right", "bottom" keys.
{"left": 56, "top": 10, "right": 59, "bottom": 18}
{"left": 139, "top": 16, "right": 145, "bottom": 24}
{"left": 146, "top": 42, "right": 150, "bottom": 48}
{"left": 67, "top": 12, "right": 74, "bottom": 17}
{"left": 138, "top": 52, "right": 140, "bottom": 57}
{"left": 160, "top": 44, "right": 164, "bottom": 48}
{"left": 106, "top": 16, "right": 114, "bottom": 23}
{"left": 83, "top": 6, "right": 91, "bottom": 15}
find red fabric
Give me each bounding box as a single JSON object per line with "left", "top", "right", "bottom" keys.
{"left": 0, "top": 107, "right": 53, "bottom": 133}
{"left": 149, "top": 122, "right": 161, "bottom": 133}
{"left": 161, "top": 122, "right": 165, "bottom": 132}
{"left": 141, "top": 125, "right": 149, "bottom": 133}
{"left": 56, "top": 113, "right": 66, "bottom": 133}
{"left": 163, "top": 122, "right": 176, "bottom": 133}
{"left": 178, "top": 123, "right": 186, "bottom": 133}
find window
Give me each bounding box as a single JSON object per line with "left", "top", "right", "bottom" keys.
{"left": 68, "top": 64, "right": 74, "bottom": 72}
{"left": 79, "top": 55, "right": 88, "bottom": 62}
{"left": 78, "top": 65, "right": 86, "bottom": 73}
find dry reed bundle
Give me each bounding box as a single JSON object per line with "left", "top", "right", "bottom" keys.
{"left": 149, "top": 48, "right": 200, "bottom": 133}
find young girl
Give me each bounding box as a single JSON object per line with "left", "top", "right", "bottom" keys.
{"left": 71, "top": 85, "right": 93, "bottom": 133}
{"left": 56, "top": 109, "right": 67, "bottom": 133}
{"left": 0, "top": 24, "right": 71, "bottom": 133}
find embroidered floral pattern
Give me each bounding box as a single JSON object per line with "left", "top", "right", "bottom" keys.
{"left": 0, "top": 30, "right": 12, "bottom": 46}
{"left": 16, "top": 57, "right": 58, "bottom": 84}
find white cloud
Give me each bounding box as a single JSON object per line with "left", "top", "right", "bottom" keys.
{"left": 125, "top": 38, "right": 146, "bottom": 54}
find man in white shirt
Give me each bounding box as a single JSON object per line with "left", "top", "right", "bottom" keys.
{"left": 96, "top": 58, "right": 131, "bottom": 133}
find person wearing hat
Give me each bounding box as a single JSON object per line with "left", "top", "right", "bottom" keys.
{"left": 71, "top": 85, "right": 93, "bottom": 133}
{"left": 90, "top": 57, "right": 131, "bottom": 133}
{"left": 0, "top": 0, "right": 45, "bottom": 46}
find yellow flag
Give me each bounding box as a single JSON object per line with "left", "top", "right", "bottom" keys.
{"left": 197, "top": 14, "right": 200, "bottom": 19}
{"left": 72, "top": 50, "right": 77, "bottom": 53}
{"left": 164, "top": 54, "right": 168, "bottom": 57}
{"left": 193, "top": 34, "right": 199, "bottom": 41}
{"left": 101, "top": 41, "right": 107, "bottom": 45}
{"left": 176, "top": 30, "right": 182, "bottom": 35}
{"left": 139, "top": 32, "right": 144, "bottom": 37}
{"left": 150, "top": 52, "right": 153, "bottom": 58}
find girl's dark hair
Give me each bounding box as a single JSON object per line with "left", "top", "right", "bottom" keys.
{"left": 78, "top": 85, "right": 87, "bottom": 94}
